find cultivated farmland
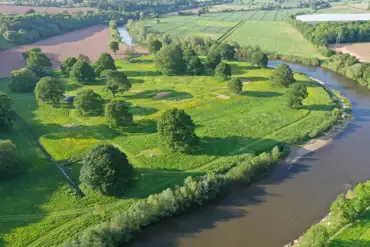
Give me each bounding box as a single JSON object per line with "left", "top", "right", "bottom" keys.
{"left": 0, "top": 55, "right": 337, "bottom": 246}
{"left": 0, "top": 4, "right": 95, "bottom": 14}
{"left": 329, "top": 43, "right": 370, "bottom": 62}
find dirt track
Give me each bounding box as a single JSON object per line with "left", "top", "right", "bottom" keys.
{"left": 0, "top": 25, "right": 147, "bottom": 78}
{"left": 0, "top": 4, "right": 95, "bottom": 14}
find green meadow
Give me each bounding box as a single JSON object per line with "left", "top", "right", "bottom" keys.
{"left": 0, "top": 56, "right": 337, "bottom": 246}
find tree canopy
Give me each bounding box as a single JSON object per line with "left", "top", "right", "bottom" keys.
{"left": 250, "top": 51, "right": 268, "bottom": 68}
{"left": 228, "top": 78, "right": 243, "bottom": 94}
{"left": 0, "top": 140, "right": 22, "bottom": 179}
{"left": 34, "top": 77, "right": 65, "bottom": 105}
{"left": 22, "top": 47, "right": 41, "bottom": 59}
{"left": 183, "top": 48, "right": 204, "bottom": 75}
{"left": 74, "top": 89, "right": 104, "bottom": 116}
{"left": 109, "top": 40, "right": 119, "bottom": 54}
{"left": 79, "top": 143, "right": 133, "bottom": 195}
{"left": 9, "top": 68, "right": 38, "bottom": 93}
{"left": 105, "top": 100, "right": 133, "bottom": 127}
{"left": 270, "top": 63, "right": 295, "bottom": 87}
{"left": 206, "top": 45, "right": 222, "bottom": 70}
{"left": 61, "top": 57, "right": 78, "bottom": 76}
{"left": 70, "top": 59, "right": 95, "bottom": 83}
{"left": 27, "top": 51, "right": 52, "bottom": 74}
{"left": 155, "top": 44, "right": 186, "bottom": 75}
{"left": 94, "top": 53, "right": 116, "bottom": 77}
{"left": 101, "top": 69, "right": 131, "bottom": 97}
{"left": 149, "top": 39, "right": 163, "bottom": 54}
{"left": 215, "top": 62, "right": 232, "bottom": 80}
{"left": 158, "top": 108, "right": 199, "bottom": 153}
{"left": 218, "top": 43, "right": 235, "bottom": 60}
{"left": 0, "top": 91, "right": 14, "bottom": 132}
{"left": 287, "top": 83, "right": 308, "bottom": 108}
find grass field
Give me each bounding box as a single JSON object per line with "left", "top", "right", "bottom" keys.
{"left": 0, "top": 56, "right": 336, "bottom": 246}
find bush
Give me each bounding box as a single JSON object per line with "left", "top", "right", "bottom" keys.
{"left": 228, "top": 78, "right": 243, "bottom": 94}
{"left": 9, "top": 68, "right": 38, "bottom": 92}
{"left": 74, "top": 89, "right": 104, "bottom": 116}
{"left": 34, "top": 77, "right": 65, "bottom": 105}
{"left": 79, "top": 144, "right": 133, "bottom": 195}
{"left": 298, "top": 225, "right": 329, "bottom": 247}
{"left": 105, "top": 100, "right": 133, "bottom": 127}
{"left": 0, "top": 140, "right": 22, "bottom": 179}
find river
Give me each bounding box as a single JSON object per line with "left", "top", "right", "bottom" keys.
{"left": 117, "top": 25, "right": 134, "bottom": 46}
{"left": 128, "top": 61, "right": 370, "bottom": 247}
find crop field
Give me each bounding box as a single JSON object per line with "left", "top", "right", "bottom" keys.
{"left": 0, "top": 56, "right": 336, "bottom": 246}
{"left": 329, "top": 209, "right": 370, "bottom": 246}
{"left": 317, "top": 6, "right": 369, "bottom": 13}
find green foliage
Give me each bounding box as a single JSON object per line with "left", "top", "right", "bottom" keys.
{"left": 101, "top": 69, "right": 131, "bottom": 97}
{"left": 298, "top": 225, "right": 329, "bottom": 247}
{"left": 155, "top": 44, "right": 185, "bottom": 75}
{"left": 250, "top": 51, "right": 268, "bottom": 68}
{"left": 270, "top": 63, "right": 295, "bottom": 87}
{"left": 109, "top": 40, "right": 119, "bottom": 54}
{"left": 158, "top": 108, "right": 199, "bottom": 153}
{"left": 206, "top": 45, "right": 222, "bottom": 69}
{"left": 26, "top": 51, "right": 52, "bottom": 74}
{"left": 74, "top": 89, "right": 104, "bottom": 116}
{"left": 9, "top": 68, "right": 38, "bottom": 92}
{"left": 228, "top": 78, "right": 243, "bottom": 94}
{"left": 0, "top": 140, "right": 22, "bottom": 179}
{"left": 79, "top": 143, "right": 133, "bottom": 195}
{"left": 330, "top": 194, "right": 359, "bottom": 222}
{"left": 287, "top": 83, "right": 308, "bottom": 108}
{"left": 218, "top": 43, "right": 235, "bottom": 60}
{"left": 94, "top": 53, "right": 116, "bottom": 77}
{"left": 0, "top": 91, "right": 14, "bottom": 132}
{"left": 34, "top": 77, "right": 64, "bottom": 105}
{"left": 70, "top": 59, "right": 95, "bottom": 83}
{"left": 149, "top": 39, "right": 163, "bottom": 54}
{"left": 22, "top": 47, "right": 41, "bottom": 59}
{"left": 60, "top": 57, "right": 78, "bottom": 76}
{"left": 215, "top": 62, "right": 232, "bottom": 80}
{"left": 105, "top": 100, "right": 133, "bottom": 127}
{"left": 183, "top": 48, "right": 204, "bottom": 75}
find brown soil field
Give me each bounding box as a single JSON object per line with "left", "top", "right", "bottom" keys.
{"left": 0, "top": 4, "right": 95, "bottom": 14}
{"left": 329, "top": 43, "right": 370, "bottom": 63}
{"left": 0, "top": 25, "right": 148, "bottom": 78}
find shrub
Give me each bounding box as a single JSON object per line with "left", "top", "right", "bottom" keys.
{"left": 105, "top": 100, "right": 133, "bottom": 127}
{"left": 9, "top": 68, "right": 38, "bottom": 92}
{"left": 0, "top": 140, "right": 22, "bottom": 179}
{"left": 74, "top": 89, "right": 104, "bottom": 116}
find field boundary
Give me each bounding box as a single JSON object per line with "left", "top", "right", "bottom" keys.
{"left": 217, "top": 19, "right": 246, "bottom": 42}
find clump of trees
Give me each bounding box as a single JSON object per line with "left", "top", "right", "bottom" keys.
{"left": 206, "top": 45, "right": 222, "bottom": 69}
{"left": 155, "top": 44, "right": 186, "bottom": 75}
{"left": 158, "top": 108, "right": 199, "bottom": 153}
{"left": 270, "top": 63, "right": 295, "bottom": 87}
{"left": 105, "top": 100, "right": 133, "bottom": 127}
{"left": 60, "top": 57, "right": 78, "bottom": 76}
{"left": 235, "top": 45, "right": 268, "bottom": 68}
{"left": 0, "top": 91, "right": 15, "bottom": 132}
{"left": 94, "top": 53, "right": 116, "bottom": 77}
{"left": 101, "top": 69, "right": 131, "bottom": 97}
{"left": 183, "top": 48, "right": 204, "bottom": 75}
{"left": 79, "top": 143, "right": 133, "bottom": 195}
{"left": 70, "top": 58, "right": 95, "bottom": 83}
{"left": 22, "top": 47, "right": 41, "bottom": 59}
{"left": 0, "top": 140, "right": 23, "bottom": 179}
{"left": 109, "top": 20, "right": 121, "bottom": 43}
{"left": 74, "top": 89, "right": 104, "bottom": 116}
{"left": 287, "top": 83, "right": 308, "bottom": 108}
{"left": 215, "top": 62, "right": 231, "bottom": 80}
{"left": 228, "top": 78, "right": 243, "bottom": 94}
{"left": 9, "top": 68, "right": 38, "bottom": 93}
{"left": 34, "top": 77, "right": 65, "bottom": 105}
{"left": 26, "top": 49, "right": 52, "bottom": 75}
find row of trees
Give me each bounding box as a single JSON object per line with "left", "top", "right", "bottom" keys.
{"left": 0, "top": 10, "right": 137, "bottom": 44}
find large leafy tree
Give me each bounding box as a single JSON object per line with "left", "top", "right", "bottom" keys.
{"left": 22, "top": 47, "right": 42, "bottom": 59}
{"left": 0, "top": 140, "right": 23, "bottom": 179}
{"left": 206, "top": 45, "right": 222, "bottom": 69}
{"left": 109, "top": 40, "right": 119, "bottom": 54}
{"left": 79, "top": 143, "right": 133, "bottom": 195}
{"left": 94, "top": 53, "right": 116, "bottom": 77}
{"left": 105, "top": 100, "right": 133, "bottom": 127}
{"left": 101, "top": 70, "right": 132, "bottom": 97}
{"left": 70, "top": 59, "right": 95, "bottom": 83}
{"left": 27, "top": 51, "right": 52, "bottom": 74}
{"left": 228, "top": 78, "right": 243, "bottom": 94}
{"left": 9, "top": 68, "right": 38, "bottom": 92}
{"left": 250, "top": 51, "right": 268, "bottom": 68}
{"left": 270, "top": 63, "right": 296, "bottom": 87}
{"left": 74, "top": 89, "right": 104, "bottom": 116}
{"left": 155, "top": 44, "right": 185, "bottom": 75}
{"left": 215, "top": 62, "right": 232, "bottom": 80}
{"left": 0, "top": 91, "right": 15, "bottom": 132}
{"left": 183, "top": 48, "right": 204, "bottom": 75}
{"left": 287, "top": 83, "right": 308, "bottom": 108}
{"left": 158, "top": 108, "right": 199, "bottom": 153}
{"left": 149, "top": 39, "right": 162, "bottom": 54}
{"left": 218, "top": 43, "right": 235, "bottom": 60}
{"left": 60, "top": 57, "right": 78, "bottom": 76}
{"left": 34, "top": 77, "right": 65, "bottom": 105}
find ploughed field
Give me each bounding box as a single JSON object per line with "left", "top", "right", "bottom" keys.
{"left": 329, "top": 43, "right": 370, "bottom": 63}
{"left": 0, "top": 4, "right": 95, "bottom": 14}
{"left": 0, "top": 55, "right": 337, "bottom": 246}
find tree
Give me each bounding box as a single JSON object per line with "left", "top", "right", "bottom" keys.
{"left": 298, "top": 225, "right": 329, "bottom": 247}
{"left": 70, "top": 59, "right": 95, "bottom": 83}
{"left": 0, "top": 91, "right": 14, "bottom": 132}
{"left": 218, "top": 43, "right": 235, "bottom": 60}
{"left": 228, "top": 78, "right": 243, "bottom": 94}
{"left": 287, "top": 83, "right": 308, "bottom": 108}
{"left": 215, "top": 62, "right": 232, "bottom": 80}
{"left": 34, "top": 77, "right": 65, "bottom": 105}
{"left": 79, "top": 143, "right": 133, "bottom": 195}
{"left": 330, "top": 194, "right": 359, "bottom": 222}
{"left": 101, "top": 70, "right": 131, "bottom": 97}
{"left": 149, "top": 39, "right": 162, "bottom": 54}
{"left": 9, "top": 68, "right": 38, "bottom": 92}
{"left": 109, "top": 40, "right": 119, "bottom": 54}
{"left": 25, "top": 8, "right": 36, "bottom": 14}
{"left": 250, "top": 51, "right": 268, "bottom": 68}
{"left": 27, "top": 51, "right": 52, "bottom": 74}
{"left": 270, "top": 63, "right": 295, "bottom": 87}
{"left": 74, "top": 89, "right": 104, "bottom": 116}
{"left": 206, "top": 46, "right": 222, "bottom": 69}
{"left": 183, "top": 48, "right": 204, "bottom": 75}
{"left": 155, "top": 44, "right": 185, "bottom": 75}
{"left": 22, "top": 47, "right": 41, "bottom": 59}
{"left": 94, "top": 53, "right": 116, "bottom": 77}
{"left": 157, "top": 108, "right": 199, "bottom": 153}
{"left": 105, "top": 100, "right": 133, "bottom": 127}
{"left": 60, "top": 57, "right": 78, "bottom": 76}
{"left": 0, "top": 140, "right": 22, "bottom": 179}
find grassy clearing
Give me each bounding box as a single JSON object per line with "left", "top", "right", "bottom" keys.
{"left": 0, "top": 56, "right": 336, "bottom": 246}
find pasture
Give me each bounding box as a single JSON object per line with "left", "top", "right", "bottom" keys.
{"left": 0, "top": 56, "right": 336, "bottom": 246}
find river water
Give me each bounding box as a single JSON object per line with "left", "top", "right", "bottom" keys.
{"left": 130, "top": 61, "right": 370, "bottom": 247}
{"left": 117, "top": 25, "right": 134, "bottom": 46}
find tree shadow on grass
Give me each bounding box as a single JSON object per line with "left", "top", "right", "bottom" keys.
{"left": 65, "top": 83, "right": 82, "bottom": 91}
{"left": 125, "top": 71, "right": 161, "bottom": 77}
{"left": 126, "top": 89, "right": 193, "bottom": 101}
{"left": 243, "top": 91, "right": 283, "bottom": 98}
{"left": 130, "top": 78, "right": 145, "bottom": 84}
{"left": 300, "top": 104, "right": 335, "bottom": 111}
{"left": 328, "top": 239, "right": 370, "bottom": 247}
{"left": 231, "top": 64, "right": 261, "bottom": 75}
{"left": 131, "top": 106, "right": 158, "bottom": 116}
{"left": 239, "top": 76, "right": 269, "bottom": 82}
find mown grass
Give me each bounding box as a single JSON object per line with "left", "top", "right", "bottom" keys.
{"left": 0, "top": 55, "right": 336, "bottom": 246}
